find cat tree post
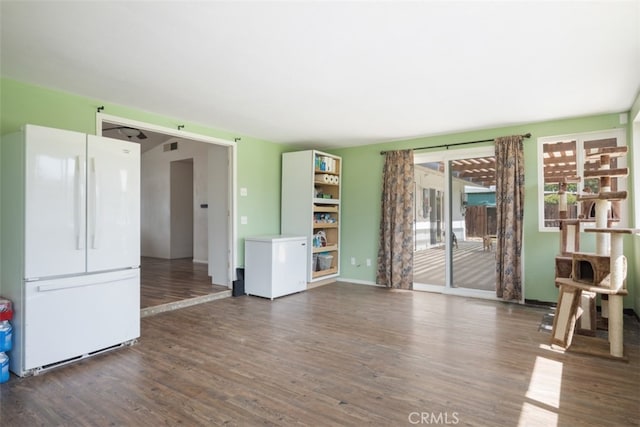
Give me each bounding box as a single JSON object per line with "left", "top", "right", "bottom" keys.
{"left": 595, "top": 166, "right": 611, "bottom": 256}
{"left": 558, "top": 181, "right": 568, "bottom": 219}
{"left": 584, "top": 228, "right": 635, "bottom": 358}
{"left": 608, "top": 232, "right": 625, "bottom": 357}
{"left": 594, "top": 200, "right": 610, "bottom": 254}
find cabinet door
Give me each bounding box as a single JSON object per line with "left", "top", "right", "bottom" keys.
{"left": 24, "top": 125, "right": 87, "bottom": 279}
{"left": 86, "top": 136, "right": 140, "bottom": 272}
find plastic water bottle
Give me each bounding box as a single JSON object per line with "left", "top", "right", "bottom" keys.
{"left": 0, "top": 321, "right": 12, "bottom": 352}
{"left": 0, "top": 352, "right": 8, "bottom": 383}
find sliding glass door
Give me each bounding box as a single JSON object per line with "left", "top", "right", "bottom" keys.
{"left": 413, "top": 161, "right": 446, "bottom": 286}
{"left": 413, "top": 146, "right": 496, "bottom": 296}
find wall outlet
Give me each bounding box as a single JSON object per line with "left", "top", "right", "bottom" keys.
{"left": 351, "top": 257, "right": 356, "bottom": 265}
{"left": 366, "top": 258, "right": 372, "bottom": 267}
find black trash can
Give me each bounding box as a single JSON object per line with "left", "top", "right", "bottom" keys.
{"left": 232, "top": 268, "right": 245, "bottom": 297}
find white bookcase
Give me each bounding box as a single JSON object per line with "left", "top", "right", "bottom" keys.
{"left": 281, "top": 150, "right": 341, "bottom": 284}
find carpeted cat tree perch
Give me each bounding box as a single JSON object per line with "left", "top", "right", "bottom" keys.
{"left": 550, "top": 145, "right": 638, "bottom": 359}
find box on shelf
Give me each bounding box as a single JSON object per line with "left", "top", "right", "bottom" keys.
{"left": 317, "top": 254, "right": 333, "bottom": 271}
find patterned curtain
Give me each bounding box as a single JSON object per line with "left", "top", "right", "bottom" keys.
{"left": 377, "top": 150, "right": 414, "bottom": 289}
{"left": 494, "top": 135, "right": 525, "bottom": 301}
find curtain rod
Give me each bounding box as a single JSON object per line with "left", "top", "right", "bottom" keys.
{"left": 379, "top": 133, "right": 531, "bottom": 155}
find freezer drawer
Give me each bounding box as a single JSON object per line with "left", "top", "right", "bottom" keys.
{"left": 18, "top": 269, "right": 140, "bottom": 375}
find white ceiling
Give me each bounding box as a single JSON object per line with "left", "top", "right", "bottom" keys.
{"left": 1, "top": 1, "right": 639, "bottom": 149}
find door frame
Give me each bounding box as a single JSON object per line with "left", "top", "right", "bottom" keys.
{"left": 95, "top": 113, "right": 237, "bottom": 286}
{"left": 413, "top": 145, "right": 503, "bottom": 301}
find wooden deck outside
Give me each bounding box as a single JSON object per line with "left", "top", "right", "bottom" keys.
{"left": 413, "top": 238, "right": 496, "bottom": 291}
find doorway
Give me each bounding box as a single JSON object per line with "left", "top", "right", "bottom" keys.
{"left": 97, "top": 113, "right": 236, "bottom": 311}
{"left": 413, "top": 146, "right": 497, "bottom": 299}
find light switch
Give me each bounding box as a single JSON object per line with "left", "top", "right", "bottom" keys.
{"left": 240, "top": 216, "right": 248, "bottom": 225}
{"left": 240, "top": 187, "right": 248, "bottom": 197}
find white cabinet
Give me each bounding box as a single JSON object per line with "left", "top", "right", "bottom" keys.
{"left": 281, "top": 150, "right": 341, "bottom": 283}
{"left": 244, "top": 236, "right": 307, "bottom": 299}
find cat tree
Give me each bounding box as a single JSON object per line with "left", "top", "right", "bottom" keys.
{"left": 550, "top": 145, "right": 638, "bottom": 359}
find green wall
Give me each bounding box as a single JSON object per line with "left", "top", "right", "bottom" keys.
{"left": 2, "top": 78, "right": 637, "bottom": 309}
{"left": 0, "top": 78, "right": 289, "bottom": 279}
{"left": 333, "top": 113, "right": 637, "bottom": 307}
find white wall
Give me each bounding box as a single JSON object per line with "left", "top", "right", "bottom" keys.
{"left": 141, "top": 139, "right": 209, "bottom": 260}
{"left": 208, "top": 144, "right": 231, "bottom": 285}
{"left": 170, "top": 160, "right": 194, "bottom": 258}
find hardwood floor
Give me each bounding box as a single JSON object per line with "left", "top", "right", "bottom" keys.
{"left": 2, "top": 282, "right": 638, "bottom": 426}
{"left": 140, "top": 257, "right": 229, "bottom": 309}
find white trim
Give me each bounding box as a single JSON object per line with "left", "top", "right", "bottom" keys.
{"left": 414, "top": 144, "right": 495, "bottom": 164}
{"left": 537, "top": 128, "right": 627, "bottom": 232}
{"left": 633, "top": 111, "right": 640, "bottom": 228}
{"left": 632, "top": 110, "right": 640, "bottom": 315}
{"left": 413, "top": 145, "right": 515, "bottom": 297}
{"left": 230, "top": 142, "right": 238, "bottom": 279}
{"left": 95, "top": 113, "right": 237, "bottom": 283}
{"left": 96, "top": 113, "right": 234, "bottom": 147}
{"left": 340, "top": 278, "right": 383, "bottom": 287}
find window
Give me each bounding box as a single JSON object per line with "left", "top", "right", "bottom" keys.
{"left": 537, "top": 129, "right": 626, "bottom": 231}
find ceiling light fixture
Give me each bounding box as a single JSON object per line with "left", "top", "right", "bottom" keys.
{"left": 103, "top": 126, "right": 148, "bottom": 140}
{"left": 118, "top": 127, "right": 141, "bottom": 138}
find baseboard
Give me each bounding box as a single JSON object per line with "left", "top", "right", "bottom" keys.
{"left": 625, "top": 308, "right": 639, "bottom": 321}
{"left": 524, "top": 299, "right": 557, "bottom": 308}
{"left": 192, "top": 259, "right": 208, "bottom": 264}
{"left": 338, "top": 278, "right": 383, "bottom": 287}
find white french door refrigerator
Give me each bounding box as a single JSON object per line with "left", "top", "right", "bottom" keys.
{"left": 1, "top": 124, "right": 140, "bottom": 376}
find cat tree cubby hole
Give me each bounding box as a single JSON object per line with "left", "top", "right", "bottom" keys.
{"left": 571, "top": 253, "right": 611, "bottom": 287}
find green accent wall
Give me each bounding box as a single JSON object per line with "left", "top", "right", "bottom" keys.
{"left": 1, "top": 77, "right": 637, "bottom": 309}
{"left": 333, "top": 113, "right": 637, "bottom": 307}
{"left": 0, "top": 78, "right": 288, "bottom": 279}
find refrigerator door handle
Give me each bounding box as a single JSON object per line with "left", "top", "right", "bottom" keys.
{"left": 89, "top": 157, "right": 99, "bottom": 249}
{"left": 75, "top": 155, "right": 85, "bottom": 250}
{"left": 36, "top": 272, "right": 139, "bottom": 292}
